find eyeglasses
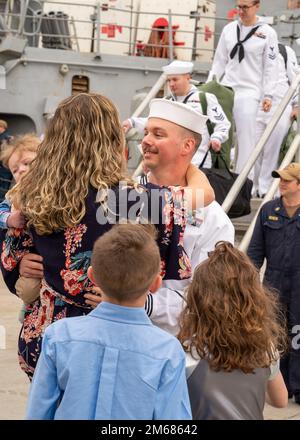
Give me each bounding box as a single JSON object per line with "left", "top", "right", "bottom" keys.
{"left": 236, "top": 3, "right": 258, "bottom": 11}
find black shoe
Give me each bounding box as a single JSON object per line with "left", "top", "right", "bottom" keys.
{"left": 295, "top": 393, "right": 300, "bottom": 404}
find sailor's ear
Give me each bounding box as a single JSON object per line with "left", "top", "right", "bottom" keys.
{"left": 182, "top": 136, "right": 196, "bottom": 156}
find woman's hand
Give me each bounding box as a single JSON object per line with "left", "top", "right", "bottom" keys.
{"left": 20, "top": 253, "right": 43, "bottom": 278}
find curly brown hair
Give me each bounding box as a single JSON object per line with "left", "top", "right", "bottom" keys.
{"left": 178, "top": 241, "right": 286, "bottom": 373}
{"left": 8, "top": 93, "right": 128, "bottom": 234}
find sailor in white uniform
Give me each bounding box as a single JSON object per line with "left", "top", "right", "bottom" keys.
{"left": 123, "top": 60, "right": 230, "bottom": 168}
{"left": 141, "top": 99, "right": 234, "bottom": 335}
{"left": 208, "top": 0, "right": 279, "bottom": 178}
{"left": 254, "top": 44, "right": 299, "bottom": 197}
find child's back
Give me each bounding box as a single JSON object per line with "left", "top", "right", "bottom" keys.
{"left": 187, "top": 355, "right": 279, "bottom": 420}
{"left": 27, "top": 303, "right": 190, "bottom": 420}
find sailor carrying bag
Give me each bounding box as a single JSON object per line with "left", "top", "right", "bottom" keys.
{"left": 199, "top": 152, "right": 253, "bottom": 219}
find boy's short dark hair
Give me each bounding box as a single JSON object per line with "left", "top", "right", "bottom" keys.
{"left": 91, "top": 224, "right": 161, "bottom": 301}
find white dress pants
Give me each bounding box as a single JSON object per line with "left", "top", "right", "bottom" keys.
{"left": 233, "top": 95, "right": 260, "bottom": 179}
{"left": 254, "top": 101, "right": 292, "bottom": 195}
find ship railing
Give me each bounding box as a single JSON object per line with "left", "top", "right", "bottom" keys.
{"left": 219, "top": 73, "right": 300, "bottom": 252}
{"left": 0, "top": 0, "right": 226, "bottom": 59}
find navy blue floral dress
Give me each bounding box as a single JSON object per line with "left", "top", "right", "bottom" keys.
{"left": 1, "top": 184, "right": 192, "bottom": 378}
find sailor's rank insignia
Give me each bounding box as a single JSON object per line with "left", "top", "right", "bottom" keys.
{"left": 268, "top": 46, "right": 276, "bottom": 60}
{"left": 255, "top": 32, "right": 266, "bottom": 39}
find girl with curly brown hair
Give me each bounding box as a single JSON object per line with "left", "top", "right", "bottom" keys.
{"left": 178, "top": 241, "right": 288, "bottom": 420}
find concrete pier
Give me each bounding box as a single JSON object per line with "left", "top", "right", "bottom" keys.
{"left": 0, "top": 277, "right": 299, "bottom": 420}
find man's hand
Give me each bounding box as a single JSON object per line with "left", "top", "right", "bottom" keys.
{"left": 7, "top": 211, "right": 26, "bottom": 228}
{"left": 291, "top": 106, "right": 299, "bottom": 120}
{"left": 262, "top": 98, "right": 272, "bottom": 113}
{"left": 210, "top": 139, "right": 222, "bottom": 152}
{"left": 122, "top": 119, "right": 132, "bottom": 134}
{"left": 84, "top": 288, "right": 102, "bottom": 309}
{"left": 20, "top": 253, "right": 43, "bottom": 278}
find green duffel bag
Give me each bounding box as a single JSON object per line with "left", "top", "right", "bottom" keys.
{"left": 278, "top": 120, "right": 297, "bottom": 165}
{"left": 198, "top": 78, "right": 234, "bottom": 169}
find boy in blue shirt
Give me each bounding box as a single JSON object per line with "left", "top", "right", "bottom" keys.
{"left": 26, "top": 223, "right": 192, "bottom": 420}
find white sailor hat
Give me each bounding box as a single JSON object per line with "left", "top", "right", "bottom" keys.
{"left": 149, "top": 99, "right": 208, "bottom": 135}
{"left": 162, "top": 60, "right": 194, "bottom": 75}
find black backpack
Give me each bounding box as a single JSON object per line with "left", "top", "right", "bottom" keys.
{"left": 278, "top": 43, "right": 287, "bottom": 70}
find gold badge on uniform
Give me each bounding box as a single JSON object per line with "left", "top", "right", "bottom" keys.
{"left": 268, "top": 216, "right": 279, "bottom": 221}
{"left": 275, "top": 207, "right": 280, "bottom": 212}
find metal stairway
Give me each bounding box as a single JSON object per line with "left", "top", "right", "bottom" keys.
{"left": 233, "top": 197, "right": 263, "bottom": 246}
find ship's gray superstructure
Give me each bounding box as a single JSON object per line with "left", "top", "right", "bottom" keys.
{"left": 1, "top": 0, "right": 300, "bottom": 136}
{"left": 0, "top": 0, "right": 214, "bottom": 135}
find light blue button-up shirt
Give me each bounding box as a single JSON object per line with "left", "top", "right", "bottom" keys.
{"left": 26, "top": 302, "right": 191, "bottom": 420}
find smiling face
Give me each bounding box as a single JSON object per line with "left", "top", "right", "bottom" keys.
{"left": 141, "top": 117, "right": 199, "bottom": 186}
{"left": 8, "top": 150, "right": 37, "bottom": 183}
{"left": 142, "top": 118, "right": 184, "bottom": 170}
{"left": 279, "top": 177, "right": 300, "bottom": 199}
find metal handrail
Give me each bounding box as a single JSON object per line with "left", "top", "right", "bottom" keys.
{"left": 2, "top": 12, "right": 218, "bottom": 48}
{"left": 18, "top": 0, "right": 30, "bottom": 37}
{"left": 1, "top": 1, "right": 220, "bottom": 57}
{"left": 238, "top": 132, "right": 300, "bottom": 252}
{"left": 131, "top": 73, "right": 167, "bottom": 119}
{"left": 222, "top": 72, "right": 300, "bottom": 214}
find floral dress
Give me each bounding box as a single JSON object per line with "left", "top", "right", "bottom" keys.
{"left": 0, "top": 184, "right": 192, "bottom": 378}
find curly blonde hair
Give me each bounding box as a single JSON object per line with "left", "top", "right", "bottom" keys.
{"left": 178, "top": 241, "right": 286, "bottom": 373}
{"left": 9, "top": 93, "right": 128, "bottom": 234}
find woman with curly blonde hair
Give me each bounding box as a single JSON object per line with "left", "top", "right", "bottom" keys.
{"left": 1, "top": 93, "right": 211, "bottom": 378}
{"left": 178, "top": 241, "right": 288, "bottom": 420}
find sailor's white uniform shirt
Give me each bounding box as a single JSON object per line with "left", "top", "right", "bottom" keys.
{"left": 208, "top": 18, "right": 279, "bottom": 101}
{"left": 144, "top": 201, "right": 235, "bottom": 335}
{"left": 257, "top": 45, "right": 299, "bottom": 123}
{"left": 277, "top": 45, "right": 299, "bottom": 105}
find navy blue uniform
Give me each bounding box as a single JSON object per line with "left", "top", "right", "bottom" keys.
{"left": 248, "top": 197, "right": 300, "bottom": 398}
{"left": 0, "top": 130, "right": 13, "bottom": 202}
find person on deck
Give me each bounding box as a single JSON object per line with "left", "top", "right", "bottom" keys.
{"left": 208, "top": 0, "right": 279, "bottom": 178}
{"left": 248, "top": 163, "right": 300, "bottom": 405}
{"left": 123, "top": 60, "right": 230, "bottom": 168}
